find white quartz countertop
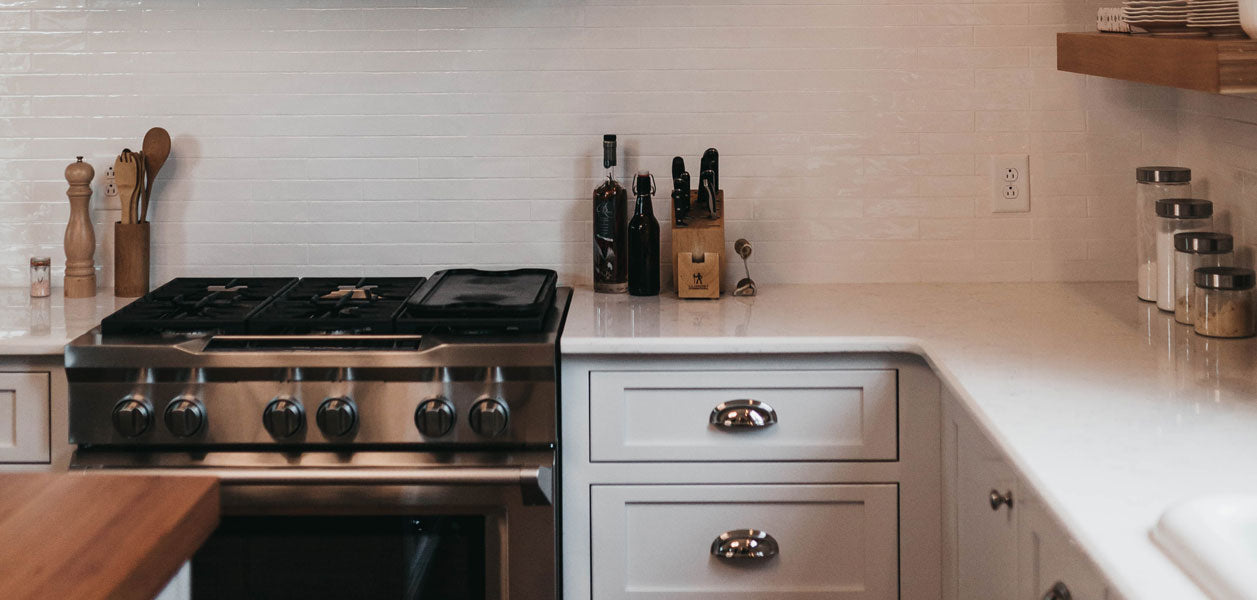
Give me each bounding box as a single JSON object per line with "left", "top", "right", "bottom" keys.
{"left": 0, "top": 288, "right": 130, "bottom": 355}
{"left": 0, "top": 281, "right": 1246, "bottom": 598}
{"left": 562, "top": 282, "right": 1255, "bottom": 600}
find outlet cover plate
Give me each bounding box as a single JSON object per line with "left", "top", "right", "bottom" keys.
{"left": 992, "top": 154, "right": 1030, "bottom": 213}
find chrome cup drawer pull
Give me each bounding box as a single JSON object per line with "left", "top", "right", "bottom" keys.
{"left": 709, "top": 400, "right": 777, "bottom": 429}
{"left": 710, "top": 529, "right": 779, "bottom": 560}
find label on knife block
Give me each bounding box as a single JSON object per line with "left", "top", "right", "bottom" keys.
{"left": 676, "top": 252, "right": 720, "bottom": 299}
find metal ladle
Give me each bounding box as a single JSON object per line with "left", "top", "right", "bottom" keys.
{"left": 734, "top": 239, "right": 756, "bottom": 296}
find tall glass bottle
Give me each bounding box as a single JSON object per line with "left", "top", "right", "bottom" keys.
{"left": 593, "top": 134, "right": 627, "bottom": 293}
{"left": 628, "top": 171, "right": 660, "bottom": 296}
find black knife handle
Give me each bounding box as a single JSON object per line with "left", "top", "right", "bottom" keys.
{"left": 699, "top": 169, "right": 717, "bottom": 218}
{"left": 701, "top": 148, "right": 718, "bottom": 192}
{"left": 672, "top": 156, "right": 685, "bottom": 182}
{"left": 672, "top": 186, "right": 690, "bottom": 227}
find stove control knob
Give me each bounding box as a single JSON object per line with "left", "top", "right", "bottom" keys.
{"left": 317, "top": 397, "right": 358, "bottom": 437}
{"left": 415, "top": 398, "right": 455, "bottom": 437}
{"left": 112, "top": 396, "right": 152, "bottom": 438}
{"left": 263, "top": 397, "right": 304, "bottom": 439}
{"left": 469, "top": 398, "right": 509, "bottom": 438}
{"left": 164, "top": 396, "right": 205, "bottom": 438}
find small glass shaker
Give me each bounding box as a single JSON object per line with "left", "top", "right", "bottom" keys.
{"left": 29, "top": 257, "right": 51, "bottom": 297}
{"left": 1173, "top": 232, "right": 1233, "bottom": 325}
{"left": 1192, "top": 266, "right": 1256, "bottom": 338}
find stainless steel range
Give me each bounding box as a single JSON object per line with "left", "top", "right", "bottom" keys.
{"left": 65, "top": 270, "right": 570, "bottom": 600}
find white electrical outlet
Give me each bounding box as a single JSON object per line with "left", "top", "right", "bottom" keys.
{"left": 992, "top": 155, "right": 1030, "bottom": 213}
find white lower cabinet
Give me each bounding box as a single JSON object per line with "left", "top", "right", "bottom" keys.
{"left": 1018, "top": 486, "right": 1109, "bottom": 600}
{"left": 949, "top": 398, "right": 1020, "bottom": 599}
{"left": 590, "top": 484, "right": 899, "bottom": 599}
{"left": 944, "top": 390, "right": 1112, "bottom": 599}
{"left": 0, "top": 371, "right": 51, "bottom": 464}
{"left": 563, "top": 355, "right": 943, "bottom": 600}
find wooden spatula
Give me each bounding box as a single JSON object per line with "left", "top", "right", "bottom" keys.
{"left": 113, "top": 150, "right": 138, "bottom": 224}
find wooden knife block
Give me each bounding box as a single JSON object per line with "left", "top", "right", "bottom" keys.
{"left": 672, "top": 190, "right": 725, "bottom": 298}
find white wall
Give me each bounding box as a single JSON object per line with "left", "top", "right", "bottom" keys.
{"left": 1177, "top": 90, "right": 1257, "bottom": 270}
{"left": 0, "top": 0, "right": 1180, "bottom": 288}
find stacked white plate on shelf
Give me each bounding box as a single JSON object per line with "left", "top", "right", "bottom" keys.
{"left": 1187, "top": 0, "right": 1245, "bottom": 35}
{"left": 1122, "top": 0, "right": 1193, "bottom": 33}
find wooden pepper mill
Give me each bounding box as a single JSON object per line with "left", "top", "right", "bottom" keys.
{"left": 63, "top": 156, "right": 96, "bottom": 298}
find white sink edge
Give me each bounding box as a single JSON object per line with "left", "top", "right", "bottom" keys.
{"left": 1152, "top": 494, "right": 1257, "bottom": 600}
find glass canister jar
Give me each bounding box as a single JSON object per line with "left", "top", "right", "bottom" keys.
{"left": 1155, "top": 198, "right": 1212, "bottom": 312}
{"left": 29, "top": 256, "right": 50, "bottom": 297}
{"left": 1193, "top": 266, "right": 1256, "bottom": 338}
{"left": 1173, "top": 232, "right": 1233, "bottom": 325}
{"left": 1136, "top": 167, "right": 1191, "bottom": 302}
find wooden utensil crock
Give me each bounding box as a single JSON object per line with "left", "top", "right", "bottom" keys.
{"left": 114, "top": 222, "right": 149, "bottom": 298}
{"left": 63, "top": 157, "right": 96, "bottom": 298}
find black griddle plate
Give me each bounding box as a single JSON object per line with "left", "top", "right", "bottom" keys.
{"left": 397, "top": 268, "right": 557, "bottom": 333}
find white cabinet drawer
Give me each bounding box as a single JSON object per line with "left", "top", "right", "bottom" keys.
{"left": 0, "top": 372, "right": 50, "bottom": 463}
{"left": 590, "top": 484, "right": 899, "bottom": 599}
{"left": 589, "top": 369, "right": 897, "bottom": 462}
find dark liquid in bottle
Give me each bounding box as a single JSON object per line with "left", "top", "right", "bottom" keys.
{"left": 594, "top": 135, "right": 628, "bottom": 293}
{"left": 593, "top": 183, "right": 627, "bottom": 294}
{"left": 628, "top": 172, "right": 660, "bottom": 296}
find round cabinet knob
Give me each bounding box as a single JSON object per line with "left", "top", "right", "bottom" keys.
{"left": 415, "top": 398, "right": 455, "bottom": 437}
{"left": 112, "top": 396, "right": 152, "bottom": 438}
{"left": 263, "top": 397, "right": 305, "bottom": 439}
{"left": 164, "top": 396, "right": 205, "bottom": 438}
{"left": 316, "top": 397, "right": 357, "bottom": 437}
{"left": 990, "top": 489, "right": 1014, "bottom": 511}
{"left": 468, "top": 398, "right": 509, "bottom": 437}
{"left": 1043, "top": 582, "right": 1072, "bottom": 600}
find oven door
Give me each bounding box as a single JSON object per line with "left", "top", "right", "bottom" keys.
{"left": 71, "top": 451, "right": 556, "bottom": 600}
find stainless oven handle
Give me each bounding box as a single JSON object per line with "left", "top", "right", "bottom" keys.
{"left": 116, "top": 466, "right": 553, "bottom": 505}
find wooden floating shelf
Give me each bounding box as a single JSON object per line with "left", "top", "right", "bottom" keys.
{"left": 1057, "top": 32, "right": 1257, "bottom": 95}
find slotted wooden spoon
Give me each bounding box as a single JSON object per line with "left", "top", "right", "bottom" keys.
{"left": 113, "top": 150, "right": 138, "bottom": 224}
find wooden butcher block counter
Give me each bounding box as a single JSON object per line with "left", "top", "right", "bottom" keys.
{"left": 0, "top": 473, "right": 219, "bottom": 600}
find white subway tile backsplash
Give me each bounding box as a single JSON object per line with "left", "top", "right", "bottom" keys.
{"left": 0, "top": 0, "right": 1193, "bottom": 287}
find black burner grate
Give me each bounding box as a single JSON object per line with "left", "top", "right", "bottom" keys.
{"left": 245, "top": 277, "right": 426, "bottom": 334}
{"left": 101, "top": 278, "right": 299, "bottom": 335}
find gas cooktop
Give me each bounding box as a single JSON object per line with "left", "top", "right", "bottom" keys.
{"left": 100, "top": 269, "right": 558, "bottom": 336}
{"left": 67, "top": 269, "right": 570, "bottom": 449}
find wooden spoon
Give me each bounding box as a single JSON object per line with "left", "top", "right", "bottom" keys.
{"left": 140, "top": 127, "right": 170, "bottom": 223}
{"left": 113, "top": 150, "right": 138, "bottom": 225}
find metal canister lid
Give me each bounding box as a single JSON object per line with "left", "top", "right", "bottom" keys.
{"left": 29, "top": 257, "right": 50, "bottom": 267}
{"left": 1136, "top": 166, "right": 1191, "bottom": 183}
{"left": 1155, "top": 198, "right": 1212, "bottom": 219}
{"left": 1174, "top": 232, "right": 1233, "bottom": 253}
{"left": 1194, "top": 266, "right": 1256, "bottom": 290}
